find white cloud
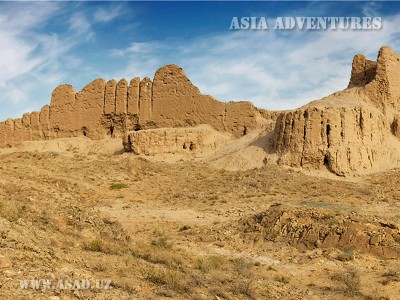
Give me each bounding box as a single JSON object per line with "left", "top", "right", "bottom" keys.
{"left": 0, "top": 2, "right": 62, "bottom": 31}
{"left": 0, "top": 32, "right": 40, "bottom": 87}
{"left": 0, "top": 2, "right": 65, "bottom": 87}
{"left": 110, "top": 12, "right": 400, "bottom": 111}
{"left": 1, "top": 2, "right": 400, "bottom": 123}
{"left": 0, "top": 3, "right": 97, "bottom": 121}
{"left": 94, "top": 6, "right": 123, "bottom": 23}
{"left": 69, "top": 11, "right": 92, "bottom": 38}
{"left": 362, "top": 2, "right": 381, "bottom": 17}
{"left": 110, "top": 42, "right": 162, "bottom": 57}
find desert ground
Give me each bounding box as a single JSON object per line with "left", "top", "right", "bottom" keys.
{"left": 0, "top": 137, "right": 399, "bottom": 300}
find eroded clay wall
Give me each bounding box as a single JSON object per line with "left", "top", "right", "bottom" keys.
{"left": 364, "top": 47, "right": 400, "bottom": 110}
{"left": 49, "top": 84, "right": 78, "bottom": 138}
{"left": 127, "top": 77, "right": 140, "bottom": 115}
{"left": 115, "top": 79, "right": 128, "bottom": 115}
{"left": 75, "top": 79, "right": 106, "bottom": 139}
{"left": 273, "top": 107, "right": 391, "bottom": 175}
{"left": 123, "top": 125, "right": 232, "bottom": 156}
{"left": 272, "top": 46, "right": 400, "bottom": 175}
{"left": 0, "top": 65, "right": 263, "bottom": 147}
{"left": 348, "top": 54, "right": 377, "bottom": 88}
{"left": 151, "top": 65, "right": 260, "bottom": 136}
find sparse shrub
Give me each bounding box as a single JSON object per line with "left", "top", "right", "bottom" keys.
{"left": 109, "top": 183, "right": 128, "bottom": 190}
{"left": 146, "top": 268, "right": 190, "bottom": 294}
{"left": 337, "top": 251, "right": 355, "bottom": 261}
{"left": 267, "top": 266, "right": 276, "bottom": 271}
{"left": 151, "top": 234, "right": 172, "bottom": 249}
{"left": 92, "top": 261, "right": 107, "bottom": 272}
{"left": 173, "top": 192, "right": 183, "bottom": 199}
{"left": 155, "top": 289, "right": 174, "bottom": 297}
{"left": 112, "top": 277, "right": 138, "bottom": 294}
{"left": 261, "top": 289, "right": 273, "bottom": 299}
{"left": 232, "top": 257, "right": 253, "bottom": 275}
{"left": 381, "top": 269, "right": 399, "bottom": 285}
{"left": 383, "top": 269, "right": 398, "bottom": 278}
{"left": 208, "top": 288, "right": 228, "bottom": 299}
{"left": 208, "top": 194, "right": 219, "bottom": 201}
{"left": 274, "top": 275, "right": 290, "bottom": 284}
{"left": 0, "top": 200, "right": 24, "bottom": 222}
{"left": 332, "top": 268, "right": 361, "bottom": 296}
{"left": 132, "top": 243, "right": 183, "bottom": 268}
{"left": 232, "top": 278, "right": 255, "bottom": 298}
{"left": 392, "top": 214, "right": 400, "bottom": 222}
{"left": 196, "top": 255, "right": 226, "bottom": 273}
{"left": 179, "top": 225, "right": 191, "bottom": 231}
{"left": 102, "top": 217, "right": 115, "bottom": 225}
{"left": 84, "top": 238, "right": 104, "bottom": 252}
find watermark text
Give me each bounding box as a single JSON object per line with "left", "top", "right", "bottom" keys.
{"left": 230, "top": 17, "right": 382, "bottom": 30}
{"left": 19, "top": 278, "right": 112, "bottom": 291}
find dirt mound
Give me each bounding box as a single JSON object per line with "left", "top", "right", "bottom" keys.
{"left": 0, "top": 136, "right": 124, "bottom": 156}
{"left": 240, "top": 204, "right": 400, "bottom": 259}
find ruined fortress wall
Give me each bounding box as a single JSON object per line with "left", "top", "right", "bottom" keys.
{"left": 127, "top": 77, "right": 140, "bottom": 115}
{"left": 75, "top": 78, "right": 106, "bottom": 139}
{"left": 1, "top": 46, "right": 400, "bottom": 176}
{"left": 364, "top": 47, "right": 400, "bottom": 110}
{"left": 272, "top": 46, "right": 400, "bottom": 175}
{"left": 151, "top": 65, "right": 260, "bottom": 136}
{"left": 49, "top": 84, "right": 78, "bottom": 138}
{"left": 273, "top": 107, "right": 390, "bottom": 175}
{"left": 348, "top": 54, "right": 377, "bottom": 88}
{"left": 0, "top": 65, "right": 262, "bottom": 148}
{"left": 30, "top": 112, "right": 41, "bottom": 141}
{"left": 139, "top": 77, "right": 153, "bottom": 124}
{"left": 4, "top": 119, "right": 14, "bottom": 147}
{"left": 13, "top": 119, "right": 23, "bottom": 145}
{"left": 104, "top": 80, "right": 117, "bottom": 115}
{"left": 123, "top": 125, "right": 232, "bottom": 156}
{"left": 0, "top": 122, "right": 5, "bottom": 148}
{"left": 115, "top": 79, "right": 128, "bottom": 115}
{"left": 39, "top": 105, "right": 51, "bottom": 140}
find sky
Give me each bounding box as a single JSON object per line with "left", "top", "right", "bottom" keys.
{"left": 1, "top": 1, "right": 400, "bottom": 121}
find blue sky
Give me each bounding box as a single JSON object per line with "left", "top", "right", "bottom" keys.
{"left": 1, "top": 1, "right": 400, "bottom": 121}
